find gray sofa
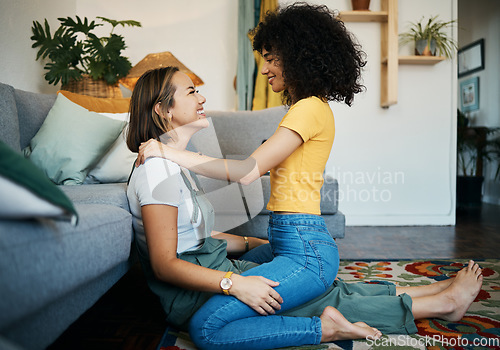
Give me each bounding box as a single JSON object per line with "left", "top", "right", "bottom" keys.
{"left": 0, "top": 82, "right": 136, "bottom": 350}
{"left": 0, "top": 82, "right": 344, "bottom": 350}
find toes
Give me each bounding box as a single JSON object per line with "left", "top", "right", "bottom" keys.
{"left": 366, "top": 328, "right": 382, "bottom": 340}
{"left": 373, "top": 328, "right": 382, "bottom": 339}
{"left": 471, "top": 263, "right": 482, "bottom": 277}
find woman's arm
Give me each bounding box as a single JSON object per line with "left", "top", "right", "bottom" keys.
{"left": 141, "top": 204, "right": 282, "bottom": 315}
{"left": 137, "top": 126, "right": 303, "bottom": 185}
{"left": 211, "top": 231, "right": 268, "bottom": 255}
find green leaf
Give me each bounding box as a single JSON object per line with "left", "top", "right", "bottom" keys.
{"left": 86, "top": 34, "right": 126, "bottom": 61}
{"left": 108, "top": 56, "right": 132, "bottom": 80}
{"left": 44, "top": 60, "right": 83, "bottom": 86}
{"left": 58, "top": 15, "right": 100, "bottom": 35}
{"left": 87, "top": 59, "right": 106, "bottom": 80}
{"left": 96, "top": 16, "right": 142, "bottom": 30}
{"left": 30, "top": 19, "right": 59, "bottom": 61}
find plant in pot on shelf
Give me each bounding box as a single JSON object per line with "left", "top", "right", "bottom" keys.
{"left": 457, "top": 109, "right": 500, "bottom": 208}
{"left": 399, "top": 15, "right": 457, "bottom": 58}
{"left": 31, "top": 16, "right": 141, "bottom": 98}
{"left": 351, "top": 0, "right": 370, "bottom": 11}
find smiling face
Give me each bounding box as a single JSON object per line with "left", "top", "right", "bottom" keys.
{"left": 166, "top": 71, "right": 208, "bottom": 131}
{"left": 261, "top": 48, "right": 286, "bottom": 93}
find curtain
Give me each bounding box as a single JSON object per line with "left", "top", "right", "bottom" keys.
{"left": 236, "top": 0, "right": 256, "bottom": 110}
{"left": 251, "top": 0, "right": 281, "bottom": 110}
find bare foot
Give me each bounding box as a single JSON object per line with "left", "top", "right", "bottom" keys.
{"left": 396, "top": 276, "right": 455, "bottom": 298}
{"left": 440, "top": 260, "right": 483, "bottom": 321}
{"left": 320, "top": 306, "right": 382, "bottom": 342}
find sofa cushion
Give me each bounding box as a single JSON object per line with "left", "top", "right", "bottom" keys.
{"left": 0, "top": 140, "right": 77, "bottom": 221}
{"left": 0, "top": 203, "right": 133, "bottom": 330}
{"left": 208, "top": 106, "right": 287, "bottom": 157}
{"left": 24, "top": 93, "right": 126, "bottom": 185}
{"left": 188, "top": 117, "right": 223, "bottom": 158}
{"left": 14, "top": 87, "right": 56, "bottom": 150}
{"left": 59, "top": 183, "right": 131, "bottom": 212}
{"left": 0, "top": 83, "right": 21, "bottom": 151}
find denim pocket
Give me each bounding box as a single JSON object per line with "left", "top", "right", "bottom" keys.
{"left": 308, "top": 240, "right": 339, "bottom": 288}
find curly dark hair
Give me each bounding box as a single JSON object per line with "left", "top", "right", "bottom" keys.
{"left": 251, "top": 2, "right": 367, "bottom": 106}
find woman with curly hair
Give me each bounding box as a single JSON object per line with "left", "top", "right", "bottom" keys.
{"left": 128, "top": 63, "right": 484, "bottom": 347}
{"left": 136, "top": 3, "right": 369, "bottom": 348}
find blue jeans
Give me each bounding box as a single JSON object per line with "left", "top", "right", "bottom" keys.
{"left": 239, "top": 242, "right": 273, "bottom": 264}
{"left": 189, "top": 213, "right": 339, "bottom": 350}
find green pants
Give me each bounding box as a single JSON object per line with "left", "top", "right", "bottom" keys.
{"left": 283, "top": 280, "right": 417, "bottom": 334}
{"left": 139, "top": 237, "right": 417, "bottom": 334}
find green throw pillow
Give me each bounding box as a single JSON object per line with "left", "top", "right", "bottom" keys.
{"left": 24, "top": 93, "right": 126, "bottom": 185}
{"left": 0, "top": 140, "right": 78, "bottom": 223}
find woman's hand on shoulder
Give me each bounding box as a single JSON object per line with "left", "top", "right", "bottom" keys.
{"left": 136, "top": 139, "right": 170, "bottom": 166}
{"left": 229, "top": 274, "right": 283, "bottom": 315}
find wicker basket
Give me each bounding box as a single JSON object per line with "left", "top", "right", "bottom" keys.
{"left": 61, "top": 75, "right": 123, "bottom": 98}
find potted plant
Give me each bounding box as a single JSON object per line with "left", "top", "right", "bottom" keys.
{"left": 490, "top": 138, "right": 500, "bottom": 181}
{"left": 457, "top": 110, "right": 500, "bottom": 207}
{"left": 399, "top": 15, "right": 457, "bottom": 58}
{"left": 31, "top": 16, "right": 141, "bottom": 97}
{"left": 351, "top": 0, "right": 370, "bottom": 11}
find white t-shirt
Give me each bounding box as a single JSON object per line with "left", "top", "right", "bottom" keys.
{"left": 127, "top": 157, "right": 206, "bottom": 256}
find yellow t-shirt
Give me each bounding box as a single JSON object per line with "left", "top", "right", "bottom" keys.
{"left": 267, "top": 96, "right": 335, "bottom": 215}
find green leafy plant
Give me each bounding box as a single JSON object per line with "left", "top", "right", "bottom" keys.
{"left": 399, "top": 15, "right": 457, "bottom": 58}
{"left": 489, "top": 137, "right": 500, "bottom": 181}
{"left": 457, "top": 114, "right": 500, "bottom": 178}
{"left": 31, "top": 16, "right": 141, "bottom": 86}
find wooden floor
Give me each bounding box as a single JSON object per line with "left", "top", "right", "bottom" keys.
{"left": 48, "top": 204, "right": 500, "bottom": 350}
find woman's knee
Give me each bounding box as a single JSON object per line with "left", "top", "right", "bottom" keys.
{"left": 189, "top": 310, "right": 212, "bottom": 349}
{"left": 189, "top": 297, "right": 237, "bottom": 349}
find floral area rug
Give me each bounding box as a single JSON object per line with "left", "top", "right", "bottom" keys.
{"left": 157, "top": 259, "right": 500, "bottom": 350}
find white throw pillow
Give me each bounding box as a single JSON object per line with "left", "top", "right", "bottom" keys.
{"left": 85, "top": 113, "right": 138, "bottom": 183}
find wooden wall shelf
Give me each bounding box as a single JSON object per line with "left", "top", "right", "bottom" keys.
{"left": 339, "top": 1, "right": 446, "bottom": 108}
{"left": 338, "top": 11, "right": 388, "bottom": 22}
{"left": 381, "top": 56, "right": 446, "bottom": 65}
{"left": 398, "top": 56, "right": 446, "bottom": 65}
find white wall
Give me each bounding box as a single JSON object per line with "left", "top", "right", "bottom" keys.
{"left": 458, "top": 0, "right": 500, "bottom": 205}
{"left": 0, "top": 0, "right": 238, "bottom": 109}
{"left": 281, "top": 0, "right": 458, "bottom": 225}
{"left": 0, "top": 0, "right": 76, "bottom": 93}
{"left": 75, "top": 0, "right": 238, "bottom": 111}
{"left": 0, "top": 0, "right": 458, "bottom": 226}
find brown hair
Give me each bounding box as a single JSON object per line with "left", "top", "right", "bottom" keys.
{"left": 126, "top": 67, "right": 179, "bottom": 153}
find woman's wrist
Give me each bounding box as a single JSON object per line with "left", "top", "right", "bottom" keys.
{"left": 248, "top": 237, "right": 268, "bottom": 250}
{"left": 243, "top": 236, "right": 249, "bottom": 252}
{"left": 226, "top": 273, "right": 242, "bottom": 296}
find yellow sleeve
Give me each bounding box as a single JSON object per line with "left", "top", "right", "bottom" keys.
{"left": 279, "top": 98, "right": 324, "bottom": 142}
